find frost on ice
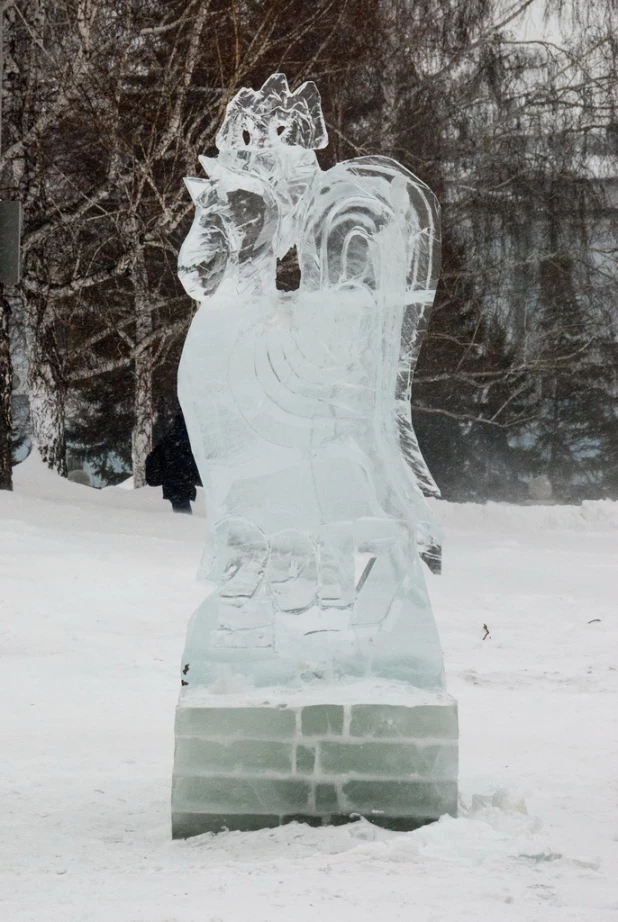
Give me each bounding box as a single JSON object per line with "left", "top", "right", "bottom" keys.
{"left": 177, "top": 74, "right": 444, "bottom": 689}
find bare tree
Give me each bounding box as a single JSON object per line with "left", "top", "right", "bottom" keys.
{"left": 3, "top": 0, "right": 616, "bottom": 498}
{"left": 4, "top": 0, "right": 368, "bottom": 482}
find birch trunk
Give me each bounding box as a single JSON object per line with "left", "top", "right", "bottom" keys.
{"left": 26, "top": 299, "right": 67, "bottom": 475}
{"left": 379, "top": 0, "right": 401, "bottom": 157}
{"left": 130, "top": 243, "right": 153, "bottom": 488}
{"left": 0, "top": 293, "right": 12, "bottom": 490}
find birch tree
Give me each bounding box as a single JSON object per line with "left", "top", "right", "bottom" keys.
{"left": 4, "top": 0, "right": 366, "bottom": 483}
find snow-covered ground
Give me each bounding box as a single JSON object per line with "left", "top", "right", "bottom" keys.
{"left": 1, "top": 454, "right": 617, "bottom": 922}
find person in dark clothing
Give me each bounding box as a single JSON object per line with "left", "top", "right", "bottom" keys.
{"left": 145, "top": 410, "right": 201, "bottom": 513}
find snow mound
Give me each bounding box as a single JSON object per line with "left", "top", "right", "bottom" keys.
{"left": 429, "top": 497, "right": 618, "bottom": 533}
{"left": 179, "top": 788, "right": 598, "bottom": 875}
{"left": 11, "top": 450, "right": 618, "bottom": 534}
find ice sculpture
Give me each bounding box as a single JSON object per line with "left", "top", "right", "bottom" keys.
{"left": 172, "top": 75, "right": 458, "bottom": 836}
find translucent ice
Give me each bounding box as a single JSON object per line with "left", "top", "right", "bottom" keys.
{"left": 177, "top": 74, "right": 444, "bottom": 689}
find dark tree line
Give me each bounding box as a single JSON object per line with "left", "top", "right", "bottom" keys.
{"left": 1, "top": 0, "right": 617, "bottom": 501}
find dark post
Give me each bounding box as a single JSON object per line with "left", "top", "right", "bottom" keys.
{"left": 0, "top": 201, "right": 22, "bottom": 284}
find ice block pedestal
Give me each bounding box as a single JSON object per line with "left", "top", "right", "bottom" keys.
{"left": 172, "top": 682, "right": 458, "bottom": 837}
